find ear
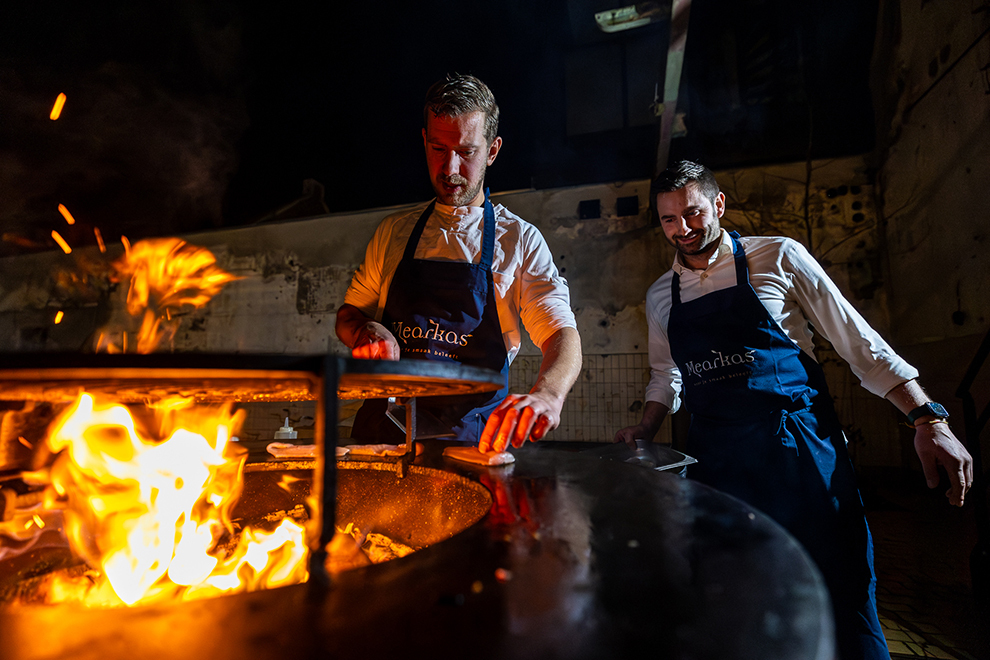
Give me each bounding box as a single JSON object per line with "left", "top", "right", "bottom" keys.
{"left": 422, "top": 127, "right": 428, "bottom": 149}
{"left": 486, "top": 136, "right": 502, "bottom": 166}
{"left": 713, "top": 192, "right": 726, "bottom": 218}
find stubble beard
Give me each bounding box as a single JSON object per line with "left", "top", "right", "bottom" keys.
{"left": 436, "top": 166, "right": 486, "bottom": 207}
{"left": 670, "top": 221, "right": 721, "bottom": 258}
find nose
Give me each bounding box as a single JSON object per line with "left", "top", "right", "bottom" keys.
{"left": 441, "top": 151, "right": 461, "bottom": 176}
{"left": 671, "top": 216, "right": 690, "bottom": 236}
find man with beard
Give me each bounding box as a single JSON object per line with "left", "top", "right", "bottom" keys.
{"left": 615, "top": 160, "right": 972, "bottom": 660}
{"left": 336, "top": 74, "right": 581, "bottom": 451}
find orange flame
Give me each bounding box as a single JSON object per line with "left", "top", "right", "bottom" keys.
{"left": 50, "top": 93, "right": 66, "bottom": 120}
{"left": 96, "top": 238, "right": 240, "bottom": 354}
{"left": 94, "top": 227, "right": 106, "bottom": 253}
{"left": 43, "top": 393, "right": 308, "bottom": 607}
{"left": 51, "top": 230, "right": 72, "bottom": 254}
{"left": 54, "top": 310, "right": 64, "bottom": 324}
{"left": 58, "top": 204, "right": 76, "bottom": 225}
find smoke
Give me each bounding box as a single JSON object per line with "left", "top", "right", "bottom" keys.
{"left": 0, "top": 2, "right": 249, "bottom": 255}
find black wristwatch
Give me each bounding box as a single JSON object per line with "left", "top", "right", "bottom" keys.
{"left": 906, "top": 402, "right": 949, "bottom": 425}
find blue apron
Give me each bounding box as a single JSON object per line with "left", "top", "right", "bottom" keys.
{"left": 351, "top": 193, "right": 509, "bottom": 444}
{"left": 668, "top": 233, "right": 888, "bottom": 660}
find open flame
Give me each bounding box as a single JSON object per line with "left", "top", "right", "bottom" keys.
{"left": 96, "top": 238, "right": 240, "bottom": 354}
{"left": 41, "top": 393, "right": 308, "bottom": 607}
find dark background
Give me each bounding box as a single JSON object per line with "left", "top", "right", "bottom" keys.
{"left": 0, "top": 0, "right": 877, "bottom": 255}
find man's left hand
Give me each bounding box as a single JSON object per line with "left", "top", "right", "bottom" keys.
{"left": 913, "top": 422, "right": 973, "bottom": 507}
{"left": 478, "top": 392, "right": 564, "bottom": 453}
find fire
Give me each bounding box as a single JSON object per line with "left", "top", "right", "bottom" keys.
{"left": 96, "top": 238, "right": 240, "bottom": 353}
{"left": 54, "top": 310, "right": 64, "bottom": 324}
{"left": 41, "top": 393, "right": 309, "bottom": 607}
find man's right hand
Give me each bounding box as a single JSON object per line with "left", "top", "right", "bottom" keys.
{"left": 351, "top": 321, "right": 400, "bottom": 360}
{"left": 613, "top": 401, "right": 670, "bottom": 449}
{"left": 614, "top": 424, "right": 649, "bottom": 449}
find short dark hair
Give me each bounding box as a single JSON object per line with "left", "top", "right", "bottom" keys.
{"left": 650, "top": 160, "right": 720, "bottom": 209}
{"left": 423, "top": 74, "right": 499, "bottom": 145}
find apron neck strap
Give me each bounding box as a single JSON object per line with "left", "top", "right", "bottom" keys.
{"left": 728, "top": 231, "right": 748, "bottom": 284}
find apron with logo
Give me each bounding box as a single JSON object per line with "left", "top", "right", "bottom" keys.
{"left": 350, "top": 193, "right": 509, "bottom": 444}
{"left": 668, "top": 232, "right": 888, "bottom": 660}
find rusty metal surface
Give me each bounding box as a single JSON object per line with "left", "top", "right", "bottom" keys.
{"left": 235, "top": 462, "right": 492, "bottom": 550}
{"left": 0, "top": 441, "right": 833, "bottom": 660}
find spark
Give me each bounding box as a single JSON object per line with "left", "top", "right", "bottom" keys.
{"left": 54, "top": 310, "right": 64, "bottom": 324}
{"left": 58, "top": 204, "right": 76, "bottom": 225}
{"left": 51, "top": 230, "right": 72, "bottom": 254}
{"left": 50, "top": 93, "right": 66, "bottom": 120}
{"left": 94, "top": 227, "right": 106, "bottom": 253}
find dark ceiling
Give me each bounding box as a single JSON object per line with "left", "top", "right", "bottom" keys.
{"left": 0, "top": 0, "right": 877, "bottom": 257}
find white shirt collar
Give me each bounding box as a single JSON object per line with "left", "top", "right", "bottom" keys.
{"left": 671, "top": 229, "right": 733, "bottom": 274}
{"left": 433, "top": 201, "right": 484, "bottom": 229}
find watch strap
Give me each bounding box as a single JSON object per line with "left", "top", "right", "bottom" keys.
{"left": 906, "top": 402, "right": 948, "bottom": 425}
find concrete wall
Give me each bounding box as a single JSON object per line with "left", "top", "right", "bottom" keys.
{"left": 871, "top": 0, "right": 990, "bottom": 470}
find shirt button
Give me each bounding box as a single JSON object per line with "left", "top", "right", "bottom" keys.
{"left": 701, "top": 273, "right": 708, "bottom": 279}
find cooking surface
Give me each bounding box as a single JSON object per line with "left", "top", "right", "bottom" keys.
{"left": 0, "top": 354, "right": 505, "bottom": 403}
{"left": 0, "top": 441, "right": 833, "bottom": 660}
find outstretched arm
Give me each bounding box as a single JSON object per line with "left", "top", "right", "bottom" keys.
{"left": 334, "top": 303, "right": 400, "bottom": 360}
{"left": 478, "top": 327, "right": 582, "bottom": 452}
{"left": 885, "top": 379, "right": 973, "bottom": 507}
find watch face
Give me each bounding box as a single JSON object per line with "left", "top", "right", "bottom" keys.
{"left": 929, "top": 402, "right": 949, "bottom": 418}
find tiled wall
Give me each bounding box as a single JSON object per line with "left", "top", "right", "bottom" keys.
{"left": 234, "top": 352, "right": 669, "bottom": 447}
{"left": 509, "top": 352, "right": 671, "bottom": 444}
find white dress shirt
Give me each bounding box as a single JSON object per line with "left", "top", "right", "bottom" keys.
{"left": 344, "top": 201, "right": 576, "bottom": 363}
{"left": 645, "top": 229, "right": 918, "bottom": 411}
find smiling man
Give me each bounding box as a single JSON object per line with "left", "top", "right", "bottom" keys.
{"left": 616, "top": 160, "right": 973, "bottom": 660}
{"left": 336, "top": 74, "right": 581, "bottom": 451}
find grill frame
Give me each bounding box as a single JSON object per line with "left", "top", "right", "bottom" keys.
{"left": 0, "top": 352, "right": 505, "bottom": 583}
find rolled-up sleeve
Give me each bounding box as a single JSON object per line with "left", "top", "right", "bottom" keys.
{"left": 516, "top": 228, "right": 576, "bottom": 350}
{"left": 783, "top": 240, "right": 918, "bottom": 397}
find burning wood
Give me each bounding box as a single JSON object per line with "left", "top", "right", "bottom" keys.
{"left": 0, "top": 391, "right": 426, "bottom": 609}
{"left": 28, "top": 392, "right": 309, "bottom": 607}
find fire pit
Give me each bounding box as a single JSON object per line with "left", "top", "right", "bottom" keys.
{"left": 0, "top": 353, "right": 834, "bottom": 659}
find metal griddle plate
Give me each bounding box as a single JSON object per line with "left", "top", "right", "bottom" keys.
{"left": 0, "top": 443, "right": 834, "bottom": 660}
{"left": 0, "top": 353, "right": 504, "bottom": 403}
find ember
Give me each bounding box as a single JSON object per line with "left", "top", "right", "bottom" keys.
{"left": 57, "top": 204, "right": 75, "bottom": 225}
{"left": 49, "top": 93, "right": 66, "bottom": 120}
{"left": 50, "top": 230, "right": 71, "bottom": 255}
